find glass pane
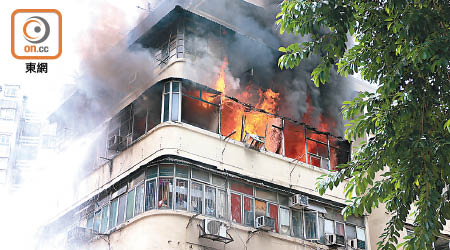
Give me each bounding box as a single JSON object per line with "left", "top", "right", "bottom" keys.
{"left": 163, "top": 94, "right": 169, "bottom": 122}
{"left": 175, "top": 179, "right": 188, "bottom": 210}
{"left": 335, "top": 222, "right": 345, "bottom": 236}
{"left": 280, "top": 207, "right": 290, "bottom": 235}
{"left": 191, "top": 182, "right": 203, "bottom": 214}
{"left": 117, "top": 195, "right": 127, "bottom": 225}
{"left": 100, "top": 205, "right": 109, "bottom": 233}
{"left": 292, "top": 210, "right": 304, "bottom": 238}
{"left": 304, "top": 211, "right": 318, "bottom": 239}
{"left": 231, "top": 193, "right": 242, "bottom": 224}
{"left": 255, "top": 199, "right": 266, "bottom": 218}
{"left": 158, "top": 178, "right": 173, "bottom": 209}
{"left": 172, "top": 82, "right": 180, "bottom": 92}
{"left": 230, "top": 181, "right": 252, "bottom": 196}
{"left": 279, "top": 195, "right": 289, "bottom": 206}
{"left": 346, "top": 224, "right": 357, "bottom": 239}
{"left": 176, "top": 164, "right": 189, "bottom": 178}
{"left": 93, "top": 210, "right": 101, "bottom": 232}
{"left": 145, "top": 179, "right": 157, "bottom": 211}
{"left": 147, "top": 166, "right": 158, "bottom": 179}
{"left": 205, "top": 186, "right": 216, "bottom": 217}
{"left": 86, "top": 214, "right": 94, "bottom": 229}
{"left": 324, "top": 219, "right": 334, "bottom": 234}
{"left": 126, "top": 189, "right": 135, "bottom": 220}
{"left": 171, "top": 93, "right": 179, "bottom": 121}
{"left": 192, "top": 168, "right": 209, "bottom": 182}
{"left": 269, "top": 204, "right": 278, "bottom": 233}
{"left": 134, "top": 184, "right": 144, "bottom": 216}
{"left": 217, "top": 190, "right": 227, "bottom": 220}
{"left": 212, "top": 175, "right": 226, "bottom": 188}
{"left": 356, "top": 227, "right": 366, "bottom": 240}
{"left": 109, "top": 199, "right": 118, "bottom": 229}
{"left": 244, "top": 197, "right": 254, "bottom": 227}
{"left": 159, "top": 164, "right": 174, "bottom": 176}
{"left": 164, "top": 82, "right": 170, "bottom": 93}
{"left": 255, "top": 188, "right": 277, "bottom": 202}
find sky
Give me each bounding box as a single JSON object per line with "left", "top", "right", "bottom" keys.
{"left": 0, "top": 1, "right": 151, "bottom": 249}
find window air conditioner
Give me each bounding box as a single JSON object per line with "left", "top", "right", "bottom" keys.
{"left": 67, "top": 227, "right": 94, "bottom": 245}
{"left": 255, "top": 216, "right": 275, "bottom": 231}
{"left": 107, "top": 135, "right": 123, "bottom": 150}
{"left": 201, "top": 218, "right": 228, "bottom": 239}
{"left": 349, "top": 239, "right": 366, "bottom": 249}
{"left": 289, "top": 194, "right": 309, "bottom": 209}
{"left": 325, "top": 234, "right": 345, "bottom": 247}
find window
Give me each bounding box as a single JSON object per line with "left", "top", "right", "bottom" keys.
{"left": 86, "top": 213, "right": 94, "bottom": 229}
{"left": 0, "top": 135, "right": 10, "bottom": 145}
{"left": 231, "top": 193, "right": 242, "bottom": 224}
{"left": 255, "top": 199, "right": 266, "bottom": 218}
{"left": 212, "top": 175, "right": 226, "bottom": 188}
{"left": 126, "top": 189, "right": 135, "bottom": 220}
{"left": 304, "top": 211, "right": 319, "bottom": 240}
{"left": 191, "top": 182, "right": 203, "bottom": 214}
{"left": 159, "top": 164, "right": 174, "bottom": 176}
{"left": 158, "top": 178, "right": 173, "bottom": 209}
{"left": 93, "top": 210, "right": 101, "bottom": 232}
{"left": 161, "top": 81, "right": 181, "bottom": 122}
{"left": 147, "top": 166, "right": 158, "bottom": 179}
{"left": 134, "top": 183, "right": 144, "bottom": 216}
{"left": 176, "top": 164, "right": 189, "bottom": 178}
{"left": 346, "top": 224, "right": 357, "bottom": 239}
{"left": 269, "top": 204, "right": 278, "bottom": 233}
{"left": 0, "top": 109, "right": 15, "bottom": 120}
{"left": 230, "top": 181, "right": 253, "bottom": 196}
{"left": 324, "top": 219, "right": 334, "bottom": 235}
{"left": 4, "top": 87, "right": 17, "bottom": 97}
{"left": 280, "top": 207, "right": 290, "bottom": 235}
{"left": 205, "top": 186, "right": 216, "bottom": 216}
{"left": 109, "top": 198, "right": 118, "bottom": 229}
{"left": 292, "top": 210, "right": 304, "bottom": 238}
{"left": 244, "top": 196, "right": 254, "bottom": 227}
{"left": 175, "top": 179, "right": 188, "bottom": 210}
{"left": 356, "top": 227, "right": 366, "bottom": 249}
{"left": 255, "top": 188, "right": 277, "bottom": 202}
{"left": 217, "top": 189, "right": 227, "bottom": 220}
{"left": 335, "top": 221, "right": 345, "bottom": 237}
{"left": 145, "top": 179, "right": 157, "bottom": 210}
{"left": 192, "top": 168, "right": 209, "bottom": 182}
{"left": 99, "top": 205, "right": 109, "bottom": 233}
{"left": 117, "top": 194, "right": 127, "bottom": 225}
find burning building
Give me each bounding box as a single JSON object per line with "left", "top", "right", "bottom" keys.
{"left": 40, "top": 0, "right": 380, "bottom": 249}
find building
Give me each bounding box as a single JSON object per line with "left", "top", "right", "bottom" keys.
{"left": 39, "top": 1, "right": 450, "bottom": 250}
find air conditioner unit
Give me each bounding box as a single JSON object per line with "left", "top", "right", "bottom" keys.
{"left": 325, "top": 234, "right": 345, "bottom": 247}
{"left": 67, "top": 227, "right": 94, "bottom": 245}
{"left": 255, "top": 216, "right": 275, "bottom": 231}
{"left": 107, "top": 135, "right": 123, "bottom": 150}
{"left": 289, "top": 194, "right": 309, "bottom": 209}
{"left": 348, "top": 239, "right": 366, "bottom": 249}
{"left": 201, "top": 218, "right": 228, "bottom": 239}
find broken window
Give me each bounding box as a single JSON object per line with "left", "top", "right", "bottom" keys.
{"left": 231, "top": 193, "right": 242, "bottom": 224}
{"left": 158, "top": 178, "right": 173, "bottom": 209}
{"left": 107, "top": 105, "right": 132, "bottom": 151}
{"left": 134, "top": 183, "right": 144, "bottom": 216}
{"left": 220, "top": 99, "right": 244, "bottom": 141}
{"left": 284, "top": 121, "right": 306, "bottom": 162}
{"left": 243, "top": 196, "right": 254, "bottom": 227}
{"left": 145, "top": 179, "right": 156, "bottom": 211}
{"left": 175, "top": 179, "right": 188, "bottom": 210}
{"left": 125, "top": 189, "right": 135, "bottom": 220}
{"left": 108, "top": 198, "right": 118, "bottom": 229}
{"left": 205, "top": 186, "right": 216, "bottom": 216}
{"left": 292, "top": 210, "right": 304, "bottom": 238}
{"left": 306, "top": 129, "right": 330, "bottom": 169}
{"left": 304, "top": 210, "right": 319, "bottom": 240}
{"left": 279, "top": 207, "right": 290, "bottom": 235}
{"left": 217, "top": 189, "right": 227, "bottom": 220}
{"left": 191, "top": 182, "right": 203, "bottom": 214}
{"left": 117, "top": 194, "right": 126, "bottom": 225}
{"left": 161, "top": 81, "right": 181, "bottom": 122}
{"left": 182, "top": 82, "right": 220, "bottom": 133}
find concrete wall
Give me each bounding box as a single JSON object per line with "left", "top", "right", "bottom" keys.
{"left": 85, "top": 210, "right": 330, "bottom": 250}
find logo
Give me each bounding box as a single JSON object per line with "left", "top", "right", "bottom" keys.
{"left": 11, "top": 9, "right": 62, "bottom": 59}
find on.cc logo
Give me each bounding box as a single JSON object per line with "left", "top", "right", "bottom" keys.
{"left": 23, "top": 16, "right": 50, "bottom": 44}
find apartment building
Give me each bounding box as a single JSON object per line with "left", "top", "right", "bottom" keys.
{"left": 40, "top": 1, "right": 450, "bottom": 250}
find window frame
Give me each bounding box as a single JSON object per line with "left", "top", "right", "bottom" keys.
{"left": 304, "top": 210, "right": 319, "bottom": 240}
{"left": 161, "top": 81, "right": 182, "bottom": 123}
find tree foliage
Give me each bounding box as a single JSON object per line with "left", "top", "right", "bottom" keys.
{"left": 277, "top": 0, "right": 450, "bottom": 249}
